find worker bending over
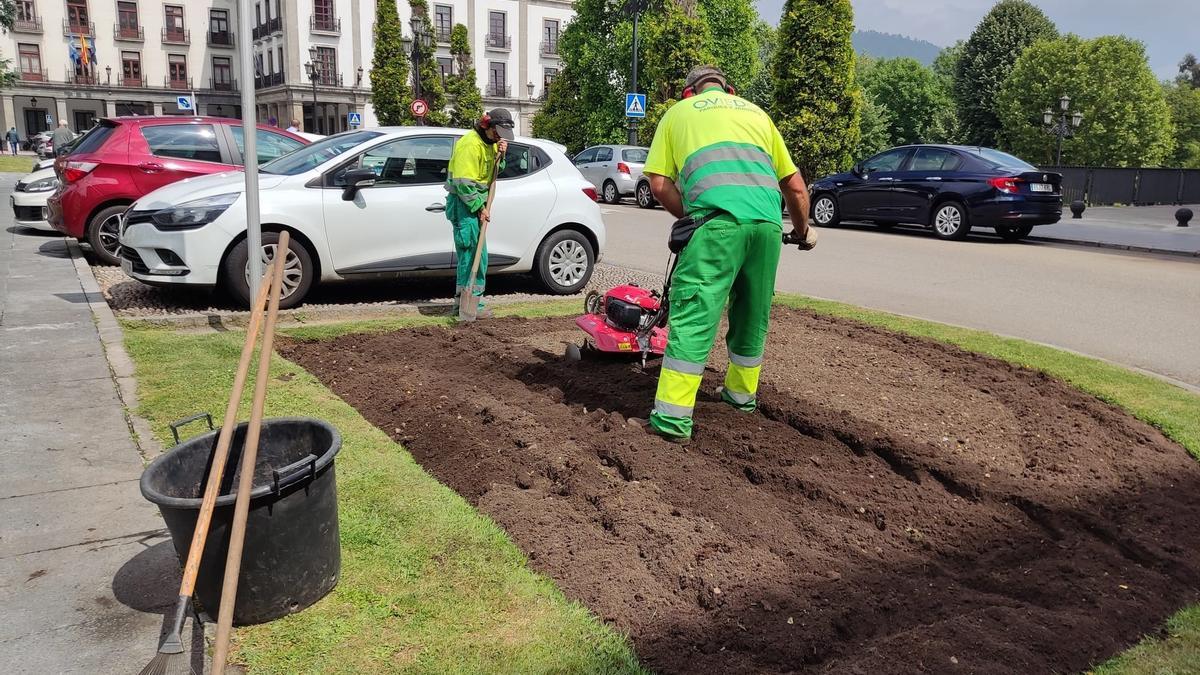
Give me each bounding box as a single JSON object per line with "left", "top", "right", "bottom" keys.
{"left": 642, "top": 65, "right": 817, "bottom": 442}
{"left": 445, "top": 107, "right": 513, "bottom": 318}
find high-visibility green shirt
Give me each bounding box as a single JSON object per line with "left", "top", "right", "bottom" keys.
{"left": 446, "top": 130, "right": 502, "bottom": 213}
{"left": 643, "top": 88, "right": 797, "bottom": 225}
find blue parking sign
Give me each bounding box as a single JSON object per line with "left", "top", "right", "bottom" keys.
{"left": 625, "top": 93, "right": 646, "bottom": 118}
{"left": 347, "top": 111, "right": 362, "bottom": 128}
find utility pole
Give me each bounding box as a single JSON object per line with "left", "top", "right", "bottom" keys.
{"left": 627, "top": 0, "right": 645, "bottom": 145}
{"left": 237, "top": 0, "right": 263, "bottom": 302}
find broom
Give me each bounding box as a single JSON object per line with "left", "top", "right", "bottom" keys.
{"left": 139, "top": 263, "right": 277, "bottom": 675}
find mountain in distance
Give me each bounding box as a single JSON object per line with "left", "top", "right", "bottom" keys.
{"left": 852, "top": 30, "right": 942, "bottom": 65}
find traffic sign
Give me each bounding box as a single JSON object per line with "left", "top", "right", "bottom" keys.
{"left": 625, "top": 93, "right": 646, "bottom": 118}
{"left": 347, "top": 111, "right": 362, "bottom": 128}
{"left": 410, "top": 99, "right": 429, "bottom": 118}
{"left": 45, "top": 113, "right": 52, "bottom": 125}
{"left": 176, "top": 95, "right": 194, "bottom": 111}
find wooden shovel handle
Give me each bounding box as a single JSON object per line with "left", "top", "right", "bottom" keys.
{"left": 178, "top": 263, "right": 276, "bottom": 598}
{"left": 212, "top": 231, "right": 290, "bottom": 671}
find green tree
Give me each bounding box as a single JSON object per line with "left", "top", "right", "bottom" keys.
{"left": 369, "top": 0, "right": 411, "bottom": 125}
{"left": 932, "top": 42, "right": 964, "bottom": 142}
{"left": 445, "top": 24, "right": 482, "bottom": 127}
{"left": 641, "top": 0, "right": 712, "bottom": 102}
{"left": 532, "top": 67, "right": 594, "bottom": 154}
{"left": 743, "top": 21, "right": 776, "bottom": 110}
{"left": 954, "top": 0, "right": 1057, "bottom": 146}
{"left": 408, "top": 0, "right": 448, "bottom": 125}
{"left": 773, "top": 0, "right": 861, "bottom": 180}
{"left": 0, "top": 0, "right": 17, "bottom": 90}
{"left": 854, "top": 95, "right": 893, "bottom": 160}
{"left": 860, "top": 57, "right": 952, "bottom": 145}
{"left": 997, "top": 35, "right": 1175, "bottom": 167}
{"left": 698, "top": 0, "right": 759, "bottom": 90}
{"left": 1179, "top": 53, "right": 1200, "bottom": 89}
{"left": 1164, "top": 82, "right": 1200, "bottom": 168}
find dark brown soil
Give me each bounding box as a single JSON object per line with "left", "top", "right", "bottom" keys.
{"left": 280, "top": 309, "right": 1200, "bottom": 674}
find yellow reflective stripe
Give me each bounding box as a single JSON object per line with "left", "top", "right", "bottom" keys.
{"left": 724, "top": 362, "right": 761, "bottom": 397}
{"left": 656, "top": 367, "right": 703, "bottom": 411}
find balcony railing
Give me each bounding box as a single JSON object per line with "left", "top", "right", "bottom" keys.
{"left": 63, "top": 19, "right": 95, "bottom": 36}
{"left": 14, "top": 16, "right": 43, "bottom": 33}
{"left": 434, "top": 26, "right": 452, "bottom": 43}
{"left": 20, "top": 69, "right": 48, "bottom": 82}
{"left": 122, "top": 74, "right": 148, "bottom": 88}
{"left": 166, "top": 76, "right": 193, "bottom": 90}
{"left": 208, "top": 30, "right": 234, "bottom": 46}
{"left": 252, "top": 16, "right": 282, "bottom": 40}
{"left": 162, "top": 27, "right": 190, "bottom": 44}
{"left": 255, "top": 72, "right": 285, "bottom": 89}
{"left": 310, "top": 15, "right": 340, "bottom": 33}
{"left": 485, "top": 83, "right": 511, "bottom": 98}
{"left": 540, "top": 40, "right": 559, "bottom": 56}
{"left": 485, "top": 33, "right": 511, "bottom": 50}
{"left": 67, "top": 67, "right": 100, "bottom": 85}
{"left": 210, "top": 77, "right": 237, "bottom": 92}
{"left": 310, "top": 72, "right": 343, "bottom": 87}
{"left": 114, "top": 23, "right": 144, "bottom": 41}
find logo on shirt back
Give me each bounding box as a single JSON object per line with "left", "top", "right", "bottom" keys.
{"left": 691, "top": 96, "right": 753, "bottom": 112}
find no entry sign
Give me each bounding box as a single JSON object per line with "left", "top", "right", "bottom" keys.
{"left": 411, "top": 99, "right": 429, "bottom": 118}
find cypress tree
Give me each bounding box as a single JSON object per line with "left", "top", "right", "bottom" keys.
{"left": 409, "top": 0, "right": 449, "bottom": 125}
{"left": 446, "top": 24, "right": 483, "bottom": 127}
{"left": 369, "top": 0, "right": 411, "bottom": 125}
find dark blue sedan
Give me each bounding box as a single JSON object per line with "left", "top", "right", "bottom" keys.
{"left": 809, "top": 145, "right": 1063, "bottom": 241}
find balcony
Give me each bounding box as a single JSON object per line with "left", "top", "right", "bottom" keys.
{"left": 311, "top": 72, "right": 344, "bottom": 87}
{"left": 310, "top": 15, "right": 340, "bottom": 34}
{"left": 485, "top": 83, "right": 511, "bottom": 98}
{"left": 63, "top": 19, "right": 95, "bottom": 36}
{"left": 114, "top": 23, "right": 144, "bottom": 41}
{"left": 122, "top": 74, "right": 148, "bottom": 88}
{"left": 210, "top": 77, "right": 238, "bottom": 92}
{"left": 166, "top": 76, "right": 193, "bottom": 90}
{"left": 20, "top": 69, "right": 48, "bottom": 83}
{"left": 208, "top": 30, "right": 234, "bottom": 46}
{"left": 252, "top": 17, "right": 282, "bottom": 40}
{"left": 434, "top": 26, "right": 452, "bottom": 44}
{"left": 13, "top": 16, "right": 43, "bottom": 33}
{"left": 540, "top": 40, "right": 559, "bottom": 56}
{"left": 485, "top": 33, "right": 511, "bottom": 51}
{"left": 254, "top": 72, "right": 285, "bottom": 89}
{"left": 162, "top": 27, "right": 190, "bottom": 45}
{"left": 67, "top": 67, "right": 100, "bottom": 86}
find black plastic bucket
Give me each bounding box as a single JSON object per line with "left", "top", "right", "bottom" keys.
{"left": 140, "top": 416, "right": 342, "bottom": 625}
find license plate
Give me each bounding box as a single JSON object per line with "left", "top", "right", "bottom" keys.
{"left": 1030, "top": 183, "right": 1053, "bottom": 193}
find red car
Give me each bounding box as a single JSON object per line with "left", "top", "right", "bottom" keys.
{"left": 48, "top": 116, "right": 309, "bottom": 265}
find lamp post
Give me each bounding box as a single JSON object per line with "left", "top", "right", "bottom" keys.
{"left": 105, "top": 65, "right": 111, "bottom": 85}
{"left": 527, "top": 81, "right": 535, "bottom": 101}
{"left": 1043, "top": 94, "right": 1083, "bottom": 166}
{"left": 410, "top": 17, "right": 431, "bottom": 125}
{"left": 305, "top": 46, "right": 320, "bottom": 133}
{"left": 626, "top": 0, "right": 647, "bottom": 145}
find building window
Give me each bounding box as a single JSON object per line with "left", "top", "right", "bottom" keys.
{"left": 267, "top": 49, "right": 274, "bottom": 75}
{"left": 315, "top": 46, "right": 336, "bottom": 85}
{"left": 542, "top": 19, "right": 559, "bottom": 54}
{"left": 434, "top": 5, "right": 452, "bottom": 41}
{"left": 210, "top": 9, "right": 230, "bottom": 38}
{"left": 121, "top": 50, "right": 141, "bottom": 85}
{"left": 213, "top": 56, "right": 232, "bottom": 90}
{"left": 168, "top": 54, "right": 188, "bottom": 88}
{"left": 16, "top": 1, "right": 35, "bottom": 22}
{"left": 18, "top": 43, "right": 42, "bottom": 79}
{"left": 66, "top": 0, "right": 89, "bottom": 31}
{"left": 255, "top": 2, "right": 262, "bottom": 25}
{"left": 543, "top": 66, "right": 558, "bottom": 94}
{"left": 488, "top": 61, "right": 506, "bottom": 97}
{"left": 437, "top": 57, "right": 452, "bottom": 84}
{"left": 164, "top": 5, "right": 184, "bottom": 41}
{"left": 277, "top": 46, "right": 283, "bottom": 73}
{"left": 487, "top": 11, "right": 507, "bottom": 48}
{"left": 116, "top": 1, "right": 138, "bottom": 36}
{"left": 313, "top": 0, "right": 336, "bottom": 31}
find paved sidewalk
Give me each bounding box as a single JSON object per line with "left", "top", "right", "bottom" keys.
{"left": 1032, "top": 205, "right": 1200, "bottom": 255}
{"left": 0, "top": 179, "right": 184, "bottom": 672}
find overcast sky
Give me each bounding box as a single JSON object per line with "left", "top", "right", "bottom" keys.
{"left": 755, "top": 0, "right": 1196, "bottom": 80}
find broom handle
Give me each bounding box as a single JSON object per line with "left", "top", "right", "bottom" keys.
{"left": 463, "top": 153, "right": 503, "bottom": 298}
{"left": 212, "top": 232, "right": 290, "bottom": 671}
{"left": 178, "top": 264, "right": 275, "bottom": 598}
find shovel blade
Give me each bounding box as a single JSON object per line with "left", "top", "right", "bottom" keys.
{"left": 458, "top": 288, "right": 478, "bottom": 322}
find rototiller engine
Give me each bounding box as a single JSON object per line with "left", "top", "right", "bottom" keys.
{"left": 568, "top": 284, "right": 669, "bottom": 364}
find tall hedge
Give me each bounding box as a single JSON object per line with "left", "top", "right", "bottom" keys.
{"left": 408, "top": 0, "right": 448, "bottom": 126}
{"left": 446, "top": 24, "right": 483, "bottom": 127}
{"left": 369, "top": 0, "right": 411, "bottom": 125}
{"left": 772, "top": 0, "right": 861, "bottom": 180}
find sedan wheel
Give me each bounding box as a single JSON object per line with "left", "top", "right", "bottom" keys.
{"left": 244, "top": 243, "right": 304, "bottom": 300}
{"left": 636, "top": 182, "right": 656, "bottom": 209}
{"left": 87, "top": 205, "right": 128, "bottom": 266}
{"left": 535, "top": 230, "right": 594, "bottom": 294}
{"left": 222, "top": 231, "right": 314, "bottom": 309}
{"left": 813, "top": 195, "right": 840, "bottom": 227}
{"left": 602, "top": 181, "right": 620, "bottom": 205}
{"left": 931, "top": 202, "right": 970, "bottom": 240}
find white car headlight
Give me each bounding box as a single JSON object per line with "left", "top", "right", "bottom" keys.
{"left": 24, "top": 176, "right": 59, "bottom": 192}
{"left": 151, "top": 192, "right": 239, "bottom": 230}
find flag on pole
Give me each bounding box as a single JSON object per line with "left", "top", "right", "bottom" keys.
{"left": 80, "top": 35, "right": 91, "bottom": 66}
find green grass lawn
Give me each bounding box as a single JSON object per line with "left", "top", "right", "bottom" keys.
{"left": 0, "top": 155, "right": 34, "bottom": 173}
{"left": 122, "top": 294, "right": 1200, "bottom": 674}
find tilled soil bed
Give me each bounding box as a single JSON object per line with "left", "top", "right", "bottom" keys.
{"left": 280, "top": 309, "right": 1200, "bottom": 674}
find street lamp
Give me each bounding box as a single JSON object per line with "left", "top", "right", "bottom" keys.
{"left": 305, "top": 46, "right": 319, "bottom": 133}
{"left": 1043, "top": 94, "right": 1083, "bottom": 165}
{"left": 527, "top": 81, "right": 535, "bottom": 101}
{"left": 105, "top": 65, "right": 111, "bottom": 85}
{"left": 356, "top": 65, "right": 363, "bottom": 87}
{"left": 410, "top": 17, "right": 432, "bottom": 125}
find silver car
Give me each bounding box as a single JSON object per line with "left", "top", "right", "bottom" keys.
{"left": 573, "top": 144, "right": 649, "bottom": 205}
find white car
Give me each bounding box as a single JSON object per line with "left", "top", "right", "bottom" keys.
{"left": 11, "top": 166, "right": 59, "bottom": 231}
{"left": 119, "top": 127, "right": 605, "bottom": 308}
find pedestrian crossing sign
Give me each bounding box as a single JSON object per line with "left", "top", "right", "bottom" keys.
{"left": 347, "top": 112, "right": 362, "bottom": 128}
{"left": 625, "top": 93, "right": 646, "bottom": 118}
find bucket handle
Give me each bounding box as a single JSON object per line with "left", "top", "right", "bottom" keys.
{"left": 272, "top": 453, "right": 319, "bottom": 494}
{"left": 169, "top": 412, "right": 214, "bottom": 445}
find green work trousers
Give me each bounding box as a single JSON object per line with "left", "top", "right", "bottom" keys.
{"left": 649, "top": 217, "right": 782, "bottom": 439}
{"left": 446, "top": 196, "right": 487, "bottom": 313}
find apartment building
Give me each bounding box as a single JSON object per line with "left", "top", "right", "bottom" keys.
{"left": 0, "top": 0, "right": 570, "bottom": 139}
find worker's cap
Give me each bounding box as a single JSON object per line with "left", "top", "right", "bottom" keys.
{"left": 486, "top": 108, "right": 516, "bottom": 140}
{"left": 684, "top": 65, "right": 729, "bottom": 92}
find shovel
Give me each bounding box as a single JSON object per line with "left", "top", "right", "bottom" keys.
{"left": 457, "top": 153, "right": 504, "bottom": 323}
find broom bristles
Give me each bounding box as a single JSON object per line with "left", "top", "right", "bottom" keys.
{"left": 138, "top": 650, "right": 196, "bottom": 675}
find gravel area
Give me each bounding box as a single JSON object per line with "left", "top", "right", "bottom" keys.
{"left": 93, "top": 262, "right": 663, "bottom": 319}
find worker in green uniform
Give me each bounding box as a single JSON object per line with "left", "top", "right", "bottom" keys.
{"left": 643, "top": 66, "right": 817, "bottom": 442}
{"left": 445, "top": 108, "right": 513, "bottom": 318}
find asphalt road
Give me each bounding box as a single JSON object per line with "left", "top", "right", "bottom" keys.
{"left": 599, "top": 203, "right": 1200, "bottom": 389}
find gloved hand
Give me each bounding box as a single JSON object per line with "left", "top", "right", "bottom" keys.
{"left": 784, "top": 226, "right": 819, "bottom": 251}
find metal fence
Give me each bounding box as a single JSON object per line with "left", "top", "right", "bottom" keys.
{"left": 1040, "top": 165, "right": 1200, "bottom": 206}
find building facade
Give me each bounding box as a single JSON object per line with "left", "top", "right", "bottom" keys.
{"left": 0, "top": 0, "right": 569, "bottom": 140}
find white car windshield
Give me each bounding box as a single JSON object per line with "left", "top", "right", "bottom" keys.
{"left": 261, "top": 130, "right": 383, "bottom": 175}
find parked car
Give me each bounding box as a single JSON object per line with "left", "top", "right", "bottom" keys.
{"left": 31, "top": 132, "right": 53, "bottom": 159}
{"left": 10, "top": 166, "right": 59, "bottom": 231}
{"left": 47, "top": 116, "right": 310, "bottom": 265}
{"left": 573, "top": 144, "right": 648, "bottom": 205}
{"left": 118, "top": 128, "right": 605, "bottom": 309}
{"left": 808, "top": 144, "right": 1062, "bottom": 241}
